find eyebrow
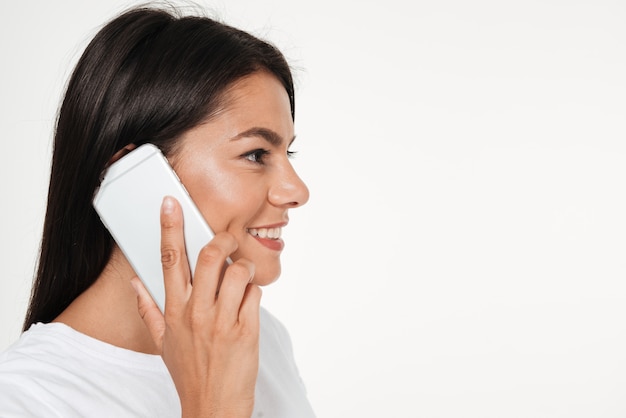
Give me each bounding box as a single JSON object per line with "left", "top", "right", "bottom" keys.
{"left": 230, "top": 127, "right": 296, "bottom": 147}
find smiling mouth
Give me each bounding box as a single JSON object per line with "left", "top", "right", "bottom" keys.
{"left": 247, "top": 227, "right": 282, "bottom": 240}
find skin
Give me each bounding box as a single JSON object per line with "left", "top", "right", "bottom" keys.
{"left": 55, "top": 71, "right": 309, "bottom": 417}
{"left": 171, "top": 70, "right": 309, "bottom": 286}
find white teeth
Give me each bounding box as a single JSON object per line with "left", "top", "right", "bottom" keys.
{"left": 248, "top": 227, "right": 282, "bottom": 240}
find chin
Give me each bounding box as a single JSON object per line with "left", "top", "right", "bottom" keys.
{"left": 252, "top": 265, "right": 281, "bottom": 286}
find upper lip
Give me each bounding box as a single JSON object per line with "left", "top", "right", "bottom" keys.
{"left": 248, "top": 221, "right": 288, "bottom": 229}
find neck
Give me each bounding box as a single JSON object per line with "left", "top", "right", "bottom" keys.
{"left": 54, "top": 247, "right": 159, "bottom": 354}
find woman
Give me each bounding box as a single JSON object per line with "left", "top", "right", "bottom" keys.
{"left": 0, "top": 5, "right": 314, "bottom": 417}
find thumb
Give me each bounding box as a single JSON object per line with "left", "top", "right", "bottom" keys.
{"left": 130, "top": 277, "right": 166, "bottom": 351}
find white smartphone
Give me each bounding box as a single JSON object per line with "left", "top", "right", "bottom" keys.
{"left": 93, "top": 143, "right": 217, "bottom": 312}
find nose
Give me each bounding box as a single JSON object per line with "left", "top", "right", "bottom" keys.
{"left": 268, "top": 163, "right": 310, "bottom": 208}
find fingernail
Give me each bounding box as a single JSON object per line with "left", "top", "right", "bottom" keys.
{"left": 162, "top": 196, "right": 174, "bottom": 214}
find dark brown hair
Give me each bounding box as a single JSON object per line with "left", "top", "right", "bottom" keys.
{"left": 23, "top": 6, "right": 294, "bottom": 330}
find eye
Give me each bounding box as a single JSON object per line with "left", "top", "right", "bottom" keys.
{"left": 242, "top": 148, "right": 270, "bottom": 164}
{"left": 287, "top": 150, "right": 297, "bottom": 159}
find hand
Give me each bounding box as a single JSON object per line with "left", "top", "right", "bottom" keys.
{"left": 131, "top": 196, "right": 262, "bottom": 418}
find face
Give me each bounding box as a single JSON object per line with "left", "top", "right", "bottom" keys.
{"left": 170, "top": 71, "right": 309, "bottom": 286}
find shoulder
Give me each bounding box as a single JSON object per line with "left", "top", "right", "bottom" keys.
{"left": 0, "top": 324, "right": 65, "bottom": 415}
{"left": 0, "top": 322, "right": 179, "bottom": 417}
{"left": 0, "top": 323, "right": 64, "bottom": 372}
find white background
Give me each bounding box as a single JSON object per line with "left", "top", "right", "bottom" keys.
{"left": 1, "top": 0, "right": 625, "bottom": 417}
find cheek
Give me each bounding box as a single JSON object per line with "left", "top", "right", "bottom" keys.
{"left": 179, "top": 164, "right": 260, "bottom": 232}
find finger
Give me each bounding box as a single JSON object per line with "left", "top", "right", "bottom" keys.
{"left": 130, "top": 277, "right": 165, "bottom": 350}
{"left": 190, "top": 232, "right": 238, "bottom": 311}
{"left": 160, "top": 196, "right": 191, "bottom": 312}
{"left": 238, "top": 284, "right": 262, "bottom": 330}
{"left": 215, "top": 258, "right": 255, "bottom": 324}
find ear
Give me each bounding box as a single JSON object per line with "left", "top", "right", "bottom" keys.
{"left": 109, "top": 143, "right": 138, "bottom": 166}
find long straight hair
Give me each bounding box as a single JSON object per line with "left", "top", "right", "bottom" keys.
{"left": 23, "top": 6, "right": 295, "bottom": 330}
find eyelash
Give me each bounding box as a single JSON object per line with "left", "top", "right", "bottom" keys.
{"left": 242, "top": 149, "right": 297, "bottom": 165}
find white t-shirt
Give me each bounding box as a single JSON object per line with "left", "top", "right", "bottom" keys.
{"left": 0, "top": 307, "right": 315, "bottom": 417}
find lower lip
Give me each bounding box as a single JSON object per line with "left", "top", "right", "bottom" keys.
{"left": 251, "top": 235, "right": 285, "bottom": 251}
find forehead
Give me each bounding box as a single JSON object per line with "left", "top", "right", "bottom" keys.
{"left": 172, "top": 71, "right": 294, "bottom": 161}
{"left": 211, "top": 71, "right": 294, "bottom": 136}
{"left": 222, "top": 71, "right": 292, "bottom": 116}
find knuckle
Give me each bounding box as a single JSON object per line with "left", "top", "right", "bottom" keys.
{"left": 160, "top": 246, "right": 181, "bottom": 269}
{"left": 164, "top": 303, "right": 183, "bottom": 322}
{"left": 214, "top": 320, "right": 232, "bottom": 337}
{"left": 136, "top": 301, "right": 149, "bottom": 320}
{"left": 197, "top": 244, "right": 227, "bottom": 265}
{"left": 239, "top": 318, "right": 260, "bottom": 340}
{"left": 186, "top": 308, "right": 206, "bottom": 330}
{"left": 207, "top": 317, "right": 234, "bottom": 341}
{"left": 160, "top": 217, "right": 178, "bottom": 230}
{"left": 226, "top": 262, "right": 253, "bottom": 282}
